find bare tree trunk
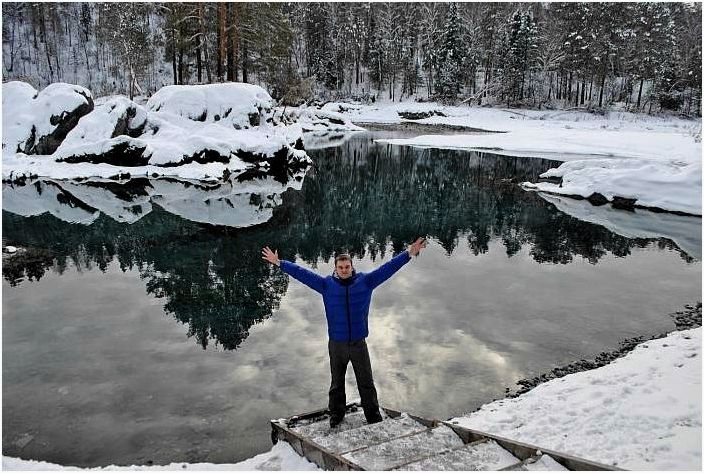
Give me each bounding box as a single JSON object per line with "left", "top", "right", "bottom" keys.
{"left": 242, "top": 41, "right": 248, "bottom": 83}
{"left": 217, "top": 3, "right": 225, "bottom": 81}
{"left": 226, "top": 3, "right": 234, "bottom": 81}
{"left": 589, "top": 76, "right": 593, "bottom": 102}
{"left": 195, "top": 29, "right": 202, "bottom": 83}
{"left": 637, "top": 78, "right": 644, "bottom": 109}
{"left": 171, "top": 28, "right": 177, "bottom": 84}
{"left": 7, "top": 19, "right": 16, "bottom": 72}
{"left": 198, "top": 3, "right": 212, "bottom": 83}
{"left": 232, "top": 3, "right": 240, "bottom": 81}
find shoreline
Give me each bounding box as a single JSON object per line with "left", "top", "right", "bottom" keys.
{"left": 353, "top": 120, "right": 501, "bottom": 134}
{"left": 502, "top": 301, "right": 702, "bottom": 399}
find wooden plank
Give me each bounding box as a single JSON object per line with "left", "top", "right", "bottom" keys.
{"left": 390, "top": 438, "right": 490, "bottom": 470}
{"left": 498, "top": 455, "right": 543, "bottom": 471}
{"left": 274, "top": 406, "right": 624, "bottom": 472}
{"left": 271, "top": 419, "right": 363, "bottom": 470}
{"left": 439, "top": 422, "right": 622, "bottom": 471}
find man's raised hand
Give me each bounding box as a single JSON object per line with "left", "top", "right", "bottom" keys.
{"left": 408, "top": 237, "right": 428, "bottom": 257}
{"left": 261, "top": 246, "right": 281, "bottom": 266}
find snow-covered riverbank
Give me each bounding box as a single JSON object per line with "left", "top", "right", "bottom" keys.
{"left": 5, "top": 323, "right": 700, "bottom": 471}
{"left": 325, "top": 101, "right": 702, "bottom": 216}
{"left": 1, "top": 82, "right": 361, "bottom": 183}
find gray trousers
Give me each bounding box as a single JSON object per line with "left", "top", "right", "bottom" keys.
{"left": 328, "top": 339, "right": 381, "bottom": 422}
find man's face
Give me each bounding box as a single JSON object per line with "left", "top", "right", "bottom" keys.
{"left": 336, "top": 259, "right": 353, "bottom": 279}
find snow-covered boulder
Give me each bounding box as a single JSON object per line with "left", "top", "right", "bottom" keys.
{"left": 3, "top": 83, "right": 311, "bottom": 183}
{"left": 2, "top": 81, "right": 93, "bottom": 155}
{"left": 522, "top": 158, "right": 702, "bottom": 216}
{"left": 58, "top": 96, "right": 147, "bottom": 150}
{"left": 146, "top": 82, "right": 274, "bottom": 129}
{"left": 286, "top": 105, "right": 365, "bottom": 133}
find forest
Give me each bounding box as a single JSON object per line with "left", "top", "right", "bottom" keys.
{"left": 2, "top": 2, "right": 702, "bottom": 114}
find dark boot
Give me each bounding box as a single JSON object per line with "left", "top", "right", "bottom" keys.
{"left": 329, "top": 413, "right": 344, "bottom": 428}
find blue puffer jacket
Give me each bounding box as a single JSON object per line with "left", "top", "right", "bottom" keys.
{"left": 280, "top": 250, "right": 412, "bottom": 342}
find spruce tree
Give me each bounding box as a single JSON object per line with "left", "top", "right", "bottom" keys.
{"left": 500, "top": 9, "right": 537, "bottom": 105}
{"left": 435, "top": 2, "right": 464, "bottom": 102}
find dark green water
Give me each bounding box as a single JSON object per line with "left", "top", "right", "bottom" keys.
{"left": 2, "top": 132, "right": 700, "bottom": 467}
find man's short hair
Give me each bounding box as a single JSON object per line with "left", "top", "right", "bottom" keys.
{"left": 335, "top": 254, "right": 352, "bottom": 265}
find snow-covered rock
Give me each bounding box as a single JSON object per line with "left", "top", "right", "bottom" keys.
{"left": 287, "top": 106, "right": 365, "bottom": 133}
{"left": 2, "top": 81, "right": 93, "bottom": 155}
{"left": 2, "top": 83, "right": 311, "bottom": 182}
{"left": 522, "top": 158, "right": 702, "bottom": 216}
{"left": 145, "top": 82, "right": 274, "bottom": 129}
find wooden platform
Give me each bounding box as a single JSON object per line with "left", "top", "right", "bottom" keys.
{"left": 270, "top": 402, "right": 622, "bottom": 471}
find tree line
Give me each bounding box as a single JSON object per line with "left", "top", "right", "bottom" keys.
{"left": 2, "top": 2, "right": 701, "bottom": 114}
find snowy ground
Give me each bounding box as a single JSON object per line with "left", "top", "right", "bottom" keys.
{"left": 453, "top": 327, "right": 702, "bottom": 471}
{"left": 324, "top": 101, "right": 702, "bottom": 216}
{"left": 1, "top": 442, "right": 318, "bottom": 471}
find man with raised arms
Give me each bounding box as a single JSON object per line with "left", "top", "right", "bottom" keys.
{"left": 262, "top": 237, "right": 427, "bottom": 427}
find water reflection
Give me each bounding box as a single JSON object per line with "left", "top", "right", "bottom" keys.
{"left": 3, "top": 135, "right": 698, "bottom": 351}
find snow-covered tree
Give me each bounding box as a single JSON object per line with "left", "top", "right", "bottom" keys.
{"left": 434, "top": 3, "right": 464, "bottom": 102}
{"left": 498, "top": 9, "right": 537, "bottom": 105}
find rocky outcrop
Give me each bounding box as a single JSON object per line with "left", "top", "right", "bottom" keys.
{"left": 398, "top": 110, "right": 446, "bottom": 120}
{"left": 2, "top": 81, "right": 94, "bottom": 155}
{"left": 3, "top": 82, "right": 312, "bottom": 183}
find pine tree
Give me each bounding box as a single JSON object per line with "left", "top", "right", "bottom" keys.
{"left": 435, "top": 3, "right": 464, "bottom": 102}
{"left": 499, "top": 9, "right": 537, "bottom": 105}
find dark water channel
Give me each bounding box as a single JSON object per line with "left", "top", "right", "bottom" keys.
{"left": 2, "top": 131, "right": 701, "bottom": 467}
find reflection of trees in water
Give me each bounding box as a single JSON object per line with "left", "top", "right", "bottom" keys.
{"left": 2, "top": 140, "right": 691, "bottom": 349}
{"left": 300, "top": 140, "right": 679, "bottom": 265}
{"left": 3, "top": 208, "right": 294, "bottom": 349}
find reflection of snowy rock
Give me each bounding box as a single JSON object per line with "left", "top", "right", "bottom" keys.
{"left": 3, "top": 82, "right": 310, "bottom": 182}
{"left": 2, "top": 172, "right": 306, "bottom": 228}
{"left": 2, "top": 180, "right": 99, "bottom": 224}
{"left": 2, "top": 81, "right": 93, "bottom": 155}
{"left": 302, "top": 132, "right": 356, "bottom": 150}
{"left": 538, "top": 193, "right": 702, "bottom": 260}
{"left": 57, "top": 180, "right": 153, "bottom": 224}
{"left": 152, "top": 174, "right": 305, "bottom": 227}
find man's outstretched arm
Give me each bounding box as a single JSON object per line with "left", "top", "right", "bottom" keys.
{"left": 365, "top": 237, "right": 427, "bottom": 289}
{"left": 261, "top": 246, "right": 326, "bottom": 294}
